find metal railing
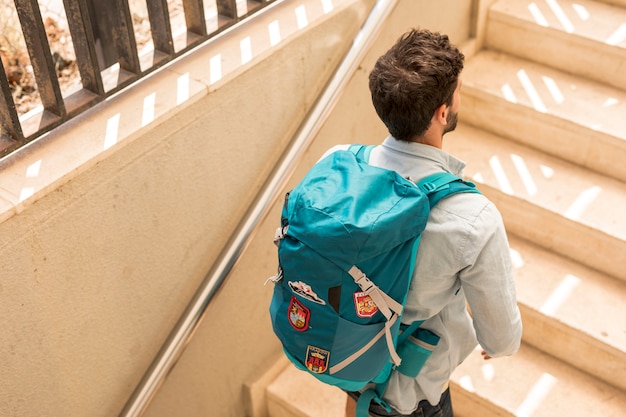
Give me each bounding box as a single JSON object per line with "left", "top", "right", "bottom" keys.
{"left": 0, "top": 0, "right": 277, "bottom": 159}
{"left": 117, "top": 0, "right": 401, "bottom": 415}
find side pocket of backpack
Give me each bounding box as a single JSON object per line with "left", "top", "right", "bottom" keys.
{"left": 395, "top": 328, "right": 440, "bottom": 378}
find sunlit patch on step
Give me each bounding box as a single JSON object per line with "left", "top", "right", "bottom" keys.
{"left": 603, "top": 97, "right": 619, "bottom": 108}
{"left": 472, "top": 172, "right": 485, "bottom": 183}
{"left": 210, "top": 55, "right": 222, "bottom": 85}
{"left": 540, "top": 165, "right": 554, "bottom": 179}
{"left": 490, "top": 156, "right": 514, "bottom": 195}
{"left": 564, "top": 185, "right": 602, "bottom": 220}
{"left": 545, "top": 0, "right": 574, "bottom": 33}
{"left": 503, "top": 73, "right": 565, "bottom": 108}
{"left": 540, "top": 274, "right": 581, "bottom": 316}
{"left": 458, "top": 375, "right": 476, "bottom": 393}
{"left": 510, "top": 247, "right": 524, "bottom": 269}
{"left": 321, "top": 0, "right": 334, "bottom": 14}
{"left": 528, "top": 3, "right": 549, "bottom": 27}
{"left": 142, "top": 93, "right": 156, "bottom": 126}
{"left": 511, "top": 154, "right": 538, "bottom": 196}
{"left": 240, "top": 37, "right": 252, "bottom": 64}
{"left": 502, "top": 83, "right": 518, "bottom": 103}
{"left": 26, "top": 160, "right": 42, "bottom": 178}
{"left": 178, "top": 72, "right": 190, "bottom": 103}
{"left": 541, "top": 76, "right": 564, "bottom": 104}
{"left": 295, "top": 5, "right": 309, "bottom": 29}
{"left": 515, "top": 373, "right": 558, "bottom": 417}
{"left": 104, "top": 113, "right": 120, "bottom": 150}
{"left": 19, "top": 159, "right": 42, "bottom": 203}
{"left": 518, "top": 69, "right": 547, "bottom": 113}
{"left": 19, "top": 187, "right": 34, "bottom": 202}
{"left": 269, "top": 20, "right": 281, "bottom": 46}
{"left": 571, "top": 3, "right": 589, "bottom": 21}
{"left": 606, "top": 23, "right": 626, "bottom": 46}
{"left": 481, "top": 363, "right": 495, "bottom": 382}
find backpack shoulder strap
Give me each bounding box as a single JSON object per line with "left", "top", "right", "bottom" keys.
{"left": 417, "top": 172, "right": 481, "bottom": 207}
{"left": 346, "top": 146, "right": 480, "bottom": 206}
{"left": 347, "top": 144, "right": 376, "bottom": 163}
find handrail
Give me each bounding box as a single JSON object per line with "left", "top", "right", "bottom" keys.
{"left": 118, "top": 1, "right": 400, "bottom": 416}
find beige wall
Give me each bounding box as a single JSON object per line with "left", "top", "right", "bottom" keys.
{"left": 0, "top": 1, "right": 473, "bottom": 416}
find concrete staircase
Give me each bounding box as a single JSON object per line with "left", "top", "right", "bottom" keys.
{"left": 261, "top": 0, "right": 626, "bottom": 415}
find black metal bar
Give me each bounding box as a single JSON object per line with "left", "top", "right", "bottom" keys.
{"left": 240, "top": 1, "right": 265, "bottom": 18}
{"left": 14, "top": 0, "right": 66, "bottom": 117}
{"left": 146, "top": 0, "right": 175, "bottom": 56}
{"left": 62, "top": 0, "right": 105, "bottom": 95}
{"left": 0, "top": 58, "right": 23, "bottom": 149}
{"left": 182, "top": 0, "right": 207, "bottom": 36}
{"left": 110, "top": 0, "right": 141, "bottom": 74}
{"left": 217, "top": 0, "right": 238, "bottom": 19}
{"left": 84, "top": 0, "right": 117, "bottom": 69}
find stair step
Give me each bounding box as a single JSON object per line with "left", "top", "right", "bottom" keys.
{"left": 446, "top": 124, "right": 626, "bottom": 281}
{"left": 601, "top": 0, "right": 626, "bottom": 9}
{"left": 451, "top": 343, "right": 626, "bottom": 417}
{"left": 267, "top": 344, "right": 626, "bottom": 417}
{"left": 508, "top": 234, "right": 626, "bottom": 390}
{"left": 460, "top": 50, "right": 626, "bottom": 180}
{"left": 486, "top": 0, "right": 626, "bottom": 90}
{"left": 267, "top": 363, "right": 346, "bottom": 417}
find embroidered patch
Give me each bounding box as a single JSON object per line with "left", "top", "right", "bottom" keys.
{"left": 306, "top": 346, "right": 330, "bottom": 374}
{"left": 288, "top": 296, "right": 310, "bottom": 331}
{"left": 288, "top": 281, "right": 326, "bottom": 305}
{"left": 354, "top": 291, "right": 379, "bottom": 318}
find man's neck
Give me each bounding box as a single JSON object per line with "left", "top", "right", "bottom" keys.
{"left": 410, "top": 129, "right": 443, "bottom": 149}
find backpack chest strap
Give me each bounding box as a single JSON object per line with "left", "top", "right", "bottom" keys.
{"left": 348, "top": 266, "right": 403, "bottom": 366}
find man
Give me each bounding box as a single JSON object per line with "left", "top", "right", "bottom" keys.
{"left": 342, "top": 29, "right": 523, "bottom": 417}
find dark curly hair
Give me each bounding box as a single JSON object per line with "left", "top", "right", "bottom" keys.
{"left": 369, "top": 29, "right": 464, "bottom": 141}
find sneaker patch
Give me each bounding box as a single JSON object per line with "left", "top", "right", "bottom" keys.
{"left": 288, "top": 281, "right": 326, "bottom": 305}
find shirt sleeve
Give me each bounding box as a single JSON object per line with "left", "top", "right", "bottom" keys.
{"left": 459, "top": 200, "right": 523, "bottom": 357}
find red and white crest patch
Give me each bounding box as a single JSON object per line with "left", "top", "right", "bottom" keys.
{"left": 288, "top": 296, "right": 310, "bottom": 331}
{"left": 353, "top": 291, "right": 379, "bottom": 318}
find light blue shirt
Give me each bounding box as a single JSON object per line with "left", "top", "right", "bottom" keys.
{"left": 326, "top": 137, "right": 522, "bottom": 413}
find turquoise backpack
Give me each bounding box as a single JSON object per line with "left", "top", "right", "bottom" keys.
{"left": 268, "top": 145, "right": 480, "bottom": 415}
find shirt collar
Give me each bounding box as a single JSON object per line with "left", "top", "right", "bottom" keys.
{"left": 380, "top": 136, "right": 466, "bottom": 177}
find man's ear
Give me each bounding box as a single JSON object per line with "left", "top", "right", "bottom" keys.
{"left": 434, "top": 103, "right": 448, "bottom": 125}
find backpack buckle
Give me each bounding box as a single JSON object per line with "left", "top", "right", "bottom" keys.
{"left": 348, "top": 266, "right": 374, "bottom": 292}
{"left": 421, "top": 182, "right": 437, "bottom": 192}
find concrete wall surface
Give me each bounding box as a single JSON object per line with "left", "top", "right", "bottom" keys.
{"left": 0, "top": 0, "right": 472, "bottom": 416}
